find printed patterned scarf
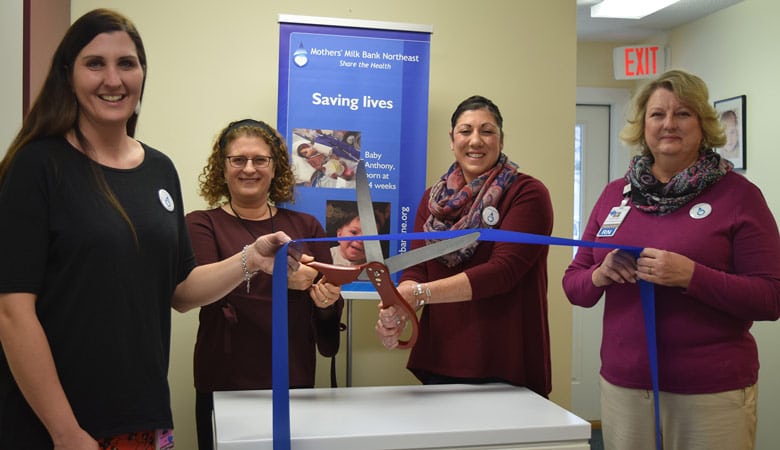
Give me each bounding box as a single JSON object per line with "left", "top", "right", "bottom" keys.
{"left": 626, "top": 149, "right": 733, "bottom": 215}
{"left": 423, "top": 153, "right": 519, "bottom": 267}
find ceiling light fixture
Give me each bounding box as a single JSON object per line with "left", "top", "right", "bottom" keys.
{"left": 590, "top": 0, "right": 681, "bottom": 19}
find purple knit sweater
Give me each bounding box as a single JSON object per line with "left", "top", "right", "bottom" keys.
{"left": 563, "top": 171, "right": 780, "bottom": 394}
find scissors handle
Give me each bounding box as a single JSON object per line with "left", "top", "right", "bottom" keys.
{"left": 363, "top": 262, "right": 419, "bottom": 349}
{"left": 305, "top": 261, "right": 363, "bottom": 286}
{"left": 304, "top": 260, "right": 419, "bottom": 349}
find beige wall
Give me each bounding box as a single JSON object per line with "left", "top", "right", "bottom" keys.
{"left": 0, "top": 1, "right": 23, "bottom": 157}
{"left": 68, "top": 1, "right": 577, "bottom": 448}
{"left": 576, "top": 41, "right": 634, "bottom": 90}
{"left": 577, "top": 1, "right": 780, "bottom": 448}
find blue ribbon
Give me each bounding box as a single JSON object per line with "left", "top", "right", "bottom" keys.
{"left": 270, "top": 229, "right": 662, "bottom": 450}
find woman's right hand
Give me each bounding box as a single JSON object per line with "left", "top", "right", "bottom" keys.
{"left": 308, "top": 277, "right": 341, "bottom": 309}
{"left": 375, "top": 303, "right": 407, "bottom": 349}
{"left": 249, "top": 231, "right": 294, "bottom": 274}
{"left": 592, "top": 249, "right": 638, "bottom": 287}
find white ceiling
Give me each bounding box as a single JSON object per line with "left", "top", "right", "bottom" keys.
{"left": 577, "top": 0, "right": 743, "bottom": 42}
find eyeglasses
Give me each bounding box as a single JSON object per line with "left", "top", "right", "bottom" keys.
{"left": 225, "top": 155, "right": 273, "bottom": 168}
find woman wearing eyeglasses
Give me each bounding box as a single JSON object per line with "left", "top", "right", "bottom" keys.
{"left": 185, "top": 119, "right": 344, "bottom": 450}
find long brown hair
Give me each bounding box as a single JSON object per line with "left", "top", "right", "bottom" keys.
{"left": 0, "top": 9, "right": 148, "bottom": 242}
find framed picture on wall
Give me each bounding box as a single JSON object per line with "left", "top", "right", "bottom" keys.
{"left": 713, "top": 95, "right": 746, "bottom": 170}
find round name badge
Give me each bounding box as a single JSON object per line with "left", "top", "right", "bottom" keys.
{"left": 482, "top": 206, "right": 500, "bottom": 226}
{"left": 158, "top": 189, "right": 175, "bottom": 212}
{"left": 689, "top": 202, "right": 712, "bottom": 219}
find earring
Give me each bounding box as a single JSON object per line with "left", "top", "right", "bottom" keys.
{"left": 134, "top": 101, "right": 142, "bottom": 115}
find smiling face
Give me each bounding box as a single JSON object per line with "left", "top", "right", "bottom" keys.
{"left": 449, "top": 108, "right": 504, "bottom": 183}
{"left": 71, "top": 31, "right": 144, "bottom": 131}
{"left": 336, "top": 216, "right": 365, "bottom": 264}
{"left": 224, "top": 136, "right": 274, "bottom": 207}
{"left": 643, "top": 87, "right": 703, "bottom": 173}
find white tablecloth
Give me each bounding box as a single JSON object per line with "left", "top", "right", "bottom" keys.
{"left": 214, "top": 383, "right": 591, "bottom": 450}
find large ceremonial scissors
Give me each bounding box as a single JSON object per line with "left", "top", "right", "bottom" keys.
{"left": 299, "top": 160, "right": 478, "bottom": 348}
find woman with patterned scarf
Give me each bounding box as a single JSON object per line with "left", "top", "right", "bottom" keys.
{"left": 563, "top": 70, "right": 780, "bottom": 450}
{"left": 375, "top": 95, "right": 554, "bottom": 397}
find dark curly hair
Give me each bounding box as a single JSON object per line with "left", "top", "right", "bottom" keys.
{"left": 197, "top": 119, "right": 296, "bottom": 207}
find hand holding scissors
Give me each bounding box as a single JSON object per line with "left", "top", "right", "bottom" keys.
{"left": 298, "top": 161, "right": 479, "bottom": 349}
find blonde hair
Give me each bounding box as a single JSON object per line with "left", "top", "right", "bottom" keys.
{"left": 620, "top": 69, "right": 726, "bottom": 155}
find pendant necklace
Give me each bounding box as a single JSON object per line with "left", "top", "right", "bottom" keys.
{"left": 228, "top": 199, "right": 275, "bottom": 238}
{"left": 222, "top": 200, "right": 275, "bottom": 321}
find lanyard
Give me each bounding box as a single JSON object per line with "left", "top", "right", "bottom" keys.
{"left": 270, "top": 228, "right": 662, "bottom": 450}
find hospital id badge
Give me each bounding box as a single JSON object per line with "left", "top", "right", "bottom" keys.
{"left": 596, "top": 205, "right": 630, "bottom": 238}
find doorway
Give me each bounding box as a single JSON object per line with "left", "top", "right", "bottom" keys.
{"left": 570, "top": 87, "right": 631, "bottom": 421}
{"left": 571, "top": 104, "right": 609, "bottom": 420}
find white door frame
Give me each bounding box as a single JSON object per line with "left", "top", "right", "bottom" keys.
{"left": 576, "top": 87, "right": 632, "bottom": 181}
{"left": 571, "top": 87, "right": 631, "bottom": 420}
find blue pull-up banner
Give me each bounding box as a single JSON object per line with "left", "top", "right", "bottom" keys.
{"left": 276, "top": 15, "right": 432, "bottom": 293}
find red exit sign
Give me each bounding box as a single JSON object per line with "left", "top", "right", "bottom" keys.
{"left": 613, "top": 45, "right": 667, "bottom": 80}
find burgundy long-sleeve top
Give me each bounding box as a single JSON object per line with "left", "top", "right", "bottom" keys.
{"left": 401, "top": 173, "right": 554, "bottom": 397}
{"left": 186, "top": 207, "right": 343, "bottom": 391}
{"left": 563, "top": 172, "right": 780, "bottom": 393}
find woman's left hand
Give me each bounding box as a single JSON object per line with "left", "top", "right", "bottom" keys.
{"left": 308, "top": 277, "right": 341, "bottom": 308}
{"left": 636, "top": 248, "right": 695, "bottom": 288}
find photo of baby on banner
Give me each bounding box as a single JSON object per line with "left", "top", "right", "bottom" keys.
{"left": 291, "top": 128, "right": 361, "bottom": 188}
{"left": 325, "top": 199, "right": 390, "bottom": 267}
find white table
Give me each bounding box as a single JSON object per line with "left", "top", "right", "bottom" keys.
{"left": 214, "top": 383, "right": 591, "bottom": 449}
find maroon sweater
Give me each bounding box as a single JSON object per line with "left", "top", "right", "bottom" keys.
{"left": 401, "top": 173, "right": 554, "bottom": 397}
{"left": 563, "top": 172, "right": 780, "bottom": 393}
{"left": 186, "top": 207, "right": 343, "bottom": 391}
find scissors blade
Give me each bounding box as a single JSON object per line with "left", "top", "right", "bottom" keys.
{"left": 357, "top": 231, "right": 480, "bottom": 280}
{"left": 355, "top": 160, "right": 384, "bottom": 264}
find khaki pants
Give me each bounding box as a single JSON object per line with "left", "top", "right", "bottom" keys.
{"left": 600, "top": 376, "right": 756, "bottom": 450}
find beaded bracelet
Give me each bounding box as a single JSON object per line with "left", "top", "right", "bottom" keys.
{"left": 241, "top": 245, "right": 259, "bottom": 293}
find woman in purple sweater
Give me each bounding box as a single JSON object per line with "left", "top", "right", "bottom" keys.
{"left": 563, "top": 70, "right": 780, "bottom": 450}
{"left": 375, "top": 95, "right": 554, "bottom": 397}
